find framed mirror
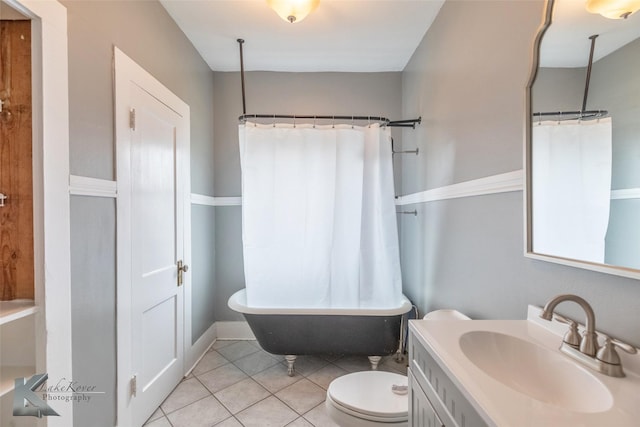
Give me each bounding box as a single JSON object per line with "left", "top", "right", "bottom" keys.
{"left": 526, "top": 0, "right": 640, "bottom": 279}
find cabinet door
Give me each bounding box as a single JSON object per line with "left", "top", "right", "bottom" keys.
{"left": 409, "top": 370, "right": 445, "bottom": 427}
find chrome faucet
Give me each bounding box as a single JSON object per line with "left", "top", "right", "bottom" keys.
{"left": 540, "top": 294, "right": 637, "bottom": 377}
{"left": 540, "top": 294, "right": 598, "bottom": 356}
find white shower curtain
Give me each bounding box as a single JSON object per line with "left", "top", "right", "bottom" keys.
{"left": 239, "top": 122, "right": 402, "bottom": 309}
{"left": 532, "top": 118, "right": 612, "bottom": 263}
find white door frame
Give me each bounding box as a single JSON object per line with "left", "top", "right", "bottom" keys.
{"left": 114, "top": 47, "right": 192, "bottom": 427}
{"left": 5, "top": 0, "right": 72, "bottom": 425}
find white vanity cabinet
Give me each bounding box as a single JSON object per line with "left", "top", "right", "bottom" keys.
{"left": 408, "top": 323, "right": 487, "bottom": 427}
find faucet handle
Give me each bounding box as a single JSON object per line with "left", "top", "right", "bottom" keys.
{"left": 609, "top": 337, "right": 638, "bottom": 355}
{"left": 554, "top": 314, "right": 581, "bottom": 347}
{"left": 596, "top": 337, "right": 637, "bottom": 364}
{"left": 597, "top": 338, "right": 621, "bottom": 365}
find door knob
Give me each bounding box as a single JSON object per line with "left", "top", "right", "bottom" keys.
{"left": 177, "top": 260, "right": 189, "bottom": 286}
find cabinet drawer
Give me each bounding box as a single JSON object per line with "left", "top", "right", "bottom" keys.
{"left": 409, "top": 332, "right": 488, "bottom": 427}
{"left": 409, "top": 369, "right": 445, "bottom": 427}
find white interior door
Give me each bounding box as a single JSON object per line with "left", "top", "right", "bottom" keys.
{"left": 115, "top": 48, "right": 191, "bottom": 427}
{"left": 130, "top": 83, "right": 184, "bottom": 426}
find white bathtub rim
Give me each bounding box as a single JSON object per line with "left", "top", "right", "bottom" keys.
{"left": 228, "top": 289, "right": 413, "bottom": 316}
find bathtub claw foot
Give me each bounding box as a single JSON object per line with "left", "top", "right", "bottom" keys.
{"left": 368, "top": 356, "right": 382, "bottom": 370}
{"left": 285, "top": 355, "right": 297, "bottom": 376}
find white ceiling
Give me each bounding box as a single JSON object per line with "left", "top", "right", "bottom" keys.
{"left": 540, "top": 0, "right": 640, "bottom": 68}
{"left": 159, "top": 0, "right": 445, "bottom": 72}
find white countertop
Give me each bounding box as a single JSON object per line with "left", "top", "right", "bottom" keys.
{"left": 409, "top": 308, "right": 640, "bottom": 427}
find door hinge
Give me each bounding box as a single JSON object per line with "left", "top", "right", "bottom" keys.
{"left": 177, "top": 260, "right": 189, "bottom": 286}
{"left": 129, "top": 108, "right": 136, "bottom": 130}
{"left": 130, "top": 374, "right": 137, "bottom": 397}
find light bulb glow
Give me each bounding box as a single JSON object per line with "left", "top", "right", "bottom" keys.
{"left": 586, "top": 0, "right": 640, "bottom": 19}
{"left": 266, "top": 0, "right": 320, "bottom": 24}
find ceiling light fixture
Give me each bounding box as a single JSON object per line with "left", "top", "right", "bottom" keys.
{"left": 266, "top": 0, "right": 320, "bottom": 24}
{"left": 586, "top": 0, "right": 640, "bottom": 19}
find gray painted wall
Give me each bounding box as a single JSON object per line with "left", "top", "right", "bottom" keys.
{"left": 62, "top": 1, "right": 216, "bottom": 425}
{"left": 400, "top": 0, "right": 640, "bottom": 346}
{"left": 212, "top": 71, "right": 403, "bottom": 320}
{"left": 70, "top": 197, "right": 116, "bottom": 425}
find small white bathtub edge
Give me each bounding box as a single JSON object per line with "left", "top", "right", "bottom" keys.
{"left": 228, "top": 289, "right": 412, "bottom": 317}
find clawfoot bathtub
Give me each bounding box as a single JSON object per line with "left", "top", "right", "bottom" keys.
{"left": 228, "top": 289, "right": 412, "bottom": 375}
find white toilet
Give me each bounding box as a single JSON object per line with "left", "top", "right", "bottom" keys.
{"left": 325, "top": 309, "right": 470, "bottom": 426}
{"left": 325, "top": 371, "right": 408, "bottom": 427}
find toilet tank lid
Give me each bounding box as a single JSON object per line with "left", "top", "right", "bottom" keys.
{"left": 423, "top": 309, "right": 471, "bottom": 320}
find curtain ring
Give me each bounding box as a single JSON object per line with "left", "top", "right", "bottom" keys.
{"left": 368, "top": 116, "right": 371, "bottom": 128}
{"left": 332, "top": 116, "right": 335, "bottom": 129}
{"left": 273, "top": 114, "right": 276, "bottom": 127}
{"left": 293, "top": 115, "right": 296, "bottom": 128}
{"left": 313, "top": 116, "right": 316, "bottom": 129}
{"left": 351, "top": 116, "right": 354, "bottom": 129}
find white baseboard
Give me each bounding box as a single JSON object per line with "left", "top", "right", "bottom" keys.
{"left": 185, "top": 322, "right": 217, "bottom": 376}
{"left": 215, "top": 321, "right": 255, "bottom": 340}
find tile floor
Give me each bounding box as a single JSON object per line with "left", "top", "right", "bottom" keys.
{"left": 144, "top": 340, "right": 408, "bottom": 427}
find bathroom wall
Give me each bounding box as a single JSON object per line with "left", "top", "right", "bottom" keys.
{"left": 212, "top": 71, "right": 403, "bottom": 320}
{"left": 60, "top": 1, "right": 216, "bottom": 425}
{"left": 400, "top": 0, "right": 640, "bottom": 346}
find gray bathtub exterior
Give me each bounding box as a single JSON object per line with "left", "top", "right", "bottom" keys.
{"left": 244, "top": 313, "right": 404, "bottom": 356}
{"left": 229, "top": 289, "right": 413, "bottom": 358}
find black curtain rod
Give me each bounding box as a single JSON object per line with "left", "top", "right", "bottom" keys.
{"left": 532, "top": 110, "right": 608, "bottom": 121}
{"left": 238, "top": 114, "right": 422, "bottom": 129}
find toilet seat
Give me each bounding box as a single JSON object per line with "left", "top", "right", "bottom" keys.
{"left": 326, "top": 371, "right": 408, "bottom": 424}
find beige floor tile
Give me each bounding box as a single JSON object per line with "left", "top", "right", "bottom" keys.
{"left": 198, "top": 363, "right": 248, "bottom": 393}
{"left": 378, "top": 355, "right": 408, "bottom": 375}
{"left": 160, "top": 377, "right": 210, "bottom": 414}
{"left": 236, "top": 396, "right": 299, "bottom": 427}
{"left": 211, "top": 339, "right": 239, "bottom": 350}
{"left": 143, "top": 416, "right": 172, "bottom": 427}
{"left": 275, "top": 378, "right": 326, "bottom": 415}
{"left": 193, "top": 350, "right": 230, "bottom": 376}
{"left": 287, "top": 355, "right": 329, "bottom": 376}
{"left": 248, "top": 340, "right": 263, "bottom": 348}
{"left": 214, "top": 378, "right": 271, "bottom": 414}
{"left": 286, "top": 417, "right": 314, "bottom": 427}
{"left": 332, "top": 355, "right": 371, "bottom": 373}
{"left": 252, "top": 363, "right": 301, "bottom": 393}
{"left": 213, "top": 416, "right": 243, "bottom": 427}
{"left": 166, "top": 396, "right": 231, "bottom": 427}
{"left": 233, "top": 349, "right": 281, "bottom": 376}
{"left": 306, "top": 364, "right": 349, "bottom": 390}
{"left": 217, "top": 341, "right": 261, "bottom": 361}
{"left": 144, "top": 407, "right": 164, "bottom": 424}
{"left": 303, "top": 402, "right": 340, "bottom": 427}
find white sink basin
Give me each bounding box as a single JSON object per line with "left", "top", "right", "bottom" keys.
{"left": 459, "top": 330, "right": 613, "bottom": 413}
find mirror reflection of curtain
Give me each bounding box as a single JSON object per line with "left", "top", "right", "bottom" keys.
{"left": 532, "top": 117, "right": 612, "bottom": 263}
